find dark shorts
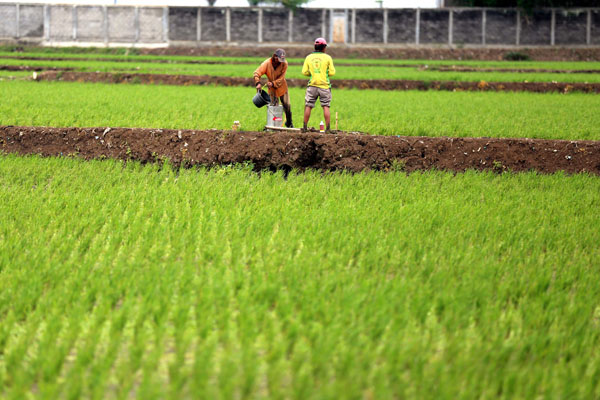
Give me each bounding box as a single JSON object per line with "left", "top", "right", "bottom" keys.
{"left": 305, "top": 86, "right": 332, "bottom": 108}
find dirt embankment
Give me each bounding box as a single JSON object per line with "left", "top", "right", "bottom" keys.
{"left": 1, "top": 126, "right": 599, "bottom": 175}
{"left": 34, "top": 71, "right": 600, "bottom": 93}
{"left": 143, "top": 46, "right": 600, "bottom": 62}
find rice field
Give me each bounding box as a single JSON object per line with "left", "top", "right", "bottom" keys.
{"left": 1, "top": 46, "right": 599, "bottom": 399}
{"left": 2, "top": 56, "right": 600, "bottom": 83}
{"left": 2, "top": 80, "right": 600, "bottom": 139}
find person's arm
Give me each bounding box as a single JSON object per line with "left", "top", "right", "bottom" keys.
{"left": 272, "top": 62, "right": 288, "bottom": 88}
{"left": 302, "top": 57, "right": 311, "bottom": 77}
{"left": 253, "top": 60, "right": 268, "bottom": 88}
{"left": 328, "top": 57, "right": 336, "bottom": 77}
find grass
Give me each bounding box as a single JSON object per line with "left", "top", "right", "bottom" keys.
{"left": 1, "top": 80, "right": 600, "bottom": 140}
{"left": 1, "top": 57, "right": 600, "bottom": 83}
{"left": 2, "top": 48, "right": 600, "bottom": 70}
{"left": 0, "top": 70, "right": 32, "bottom": 78}
{"left": 0, "top": 154, "right": 599, "bottom": 399}
{"left": 1, "top": 48, "right": 599, "bottom": 398}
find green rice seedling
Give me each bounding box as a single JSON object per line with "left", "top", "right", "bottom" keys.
{"left": 2, "top": 56, "right": 600, "bottom": 83}
{"left": 1, "top": 50, "right": 600, "bottom": 71}
{"left": 2, "top": 81, "right": 599, "bottom": 140}
{"left": 0, "top": 155, "right": 599, "bottom": 398}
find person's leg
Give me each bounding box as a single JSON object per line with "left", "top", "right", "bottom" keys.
{"left": 323, "top": 107, "right": 331, "bottom": 131}
{"left": 303, "top": 106, "right": 312, "bottom": 130}
{"left": 280, "top": 93, "right": 293, "bottom": 127}
{"left": 319, "top": 88, "right": 332, "bottom": 131}
{"left": 303, "top": 87, "right": 318, "bottom": 131}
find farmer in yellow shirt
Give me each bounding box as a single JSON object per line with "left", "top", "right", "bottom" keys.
{"left": 301, "top": 38, "right": 336, "bottom": 132}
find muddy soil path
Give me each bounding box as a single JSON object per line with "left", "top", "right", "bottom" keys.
{"left": 34, "top": 71, "right": 600, "bottom": 93}
{"left": 3, "top": 55, "right": 600, "bottom": 74}
{"left": 2, "top": 126, "right": 599, "bottom": 175}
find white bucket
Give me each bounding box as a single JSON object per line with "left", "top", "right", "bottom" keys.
{"left": 266, "top": 105, "right": 284, "bottom": 128}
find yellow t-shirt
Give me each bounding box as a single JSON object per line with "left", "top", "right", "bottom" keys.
{"left": 302, "top": 52, "right": 336, "bottom": 89}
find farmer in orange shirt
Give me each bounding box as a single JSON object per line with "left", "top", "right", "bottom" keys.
{"left": 253, "top": 48, "right": 293, "bottom": 128}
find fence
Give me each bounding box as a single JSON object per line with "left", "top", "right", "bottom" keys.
{"left": 0, "top": 4, "right": 598, "bottom": 46}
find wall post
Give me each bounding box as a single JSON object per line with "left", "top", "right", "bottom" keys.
{"left": 383, "top": 9, "right": 388, "bottom": 44}
{"left": 15, "top": 4, "right": 20, "bottom": 38}
{"left": 482, "top": 9, "right": 486, "bottom": 45}
{"left": 258, "top": 8, "right": 262, "bottom": 42}
{"left": 196, "top": 8, "right": 201, "bottom": 41}
{"left": 103, "top": 5, "right": 108, "bottom": 44}
{"left": 134, "top": 7, "right": 140, "bottom": 43}
{"left": 351, "top": 9, "right": 356, "bottom": 44}
{"left": 72, "top": 5, "right": 77, "bottom": 40}
{"left": 225, "top": 8, "right": 231, "bottom": 42}
{"left": 448, "top": 9, "right": 453, "bottom": 45}
{"left": 587, "top": 9, "right": 591, "bottom": 45}
{"left": 44, "top": 5, "right": 50, "bottom": 40}
{"left": 288, "top": 9, "right": 293, "bottom": 42}
{"left": 516, "top": 9, "right": 520, "bottom": 45}
{"left": 415, "top": 8, "right": 420, "bottom": 45}
{"left": 550, "top": 8, "right": 555, "bottom": 45}
{"left": 321, "top": 9, "right": 326, "bottom": 38}
{"left": 162, "top": 7, "right": 168, "bottom": 42}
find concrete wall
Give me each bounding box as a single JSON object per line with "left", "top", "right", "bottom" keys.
{"left": 0, "top": 4, "right": 598, "bottom": 47}
{"left": 486, "top": 9, "right": 517, "bottom": 45}
{"left": 593, "top": 9, "right": 600, "bottom": 45}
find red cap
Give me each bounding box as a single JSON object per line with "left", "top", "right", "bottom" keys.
{"left": 314, "top": 37, "right": 327, "bottom": 46}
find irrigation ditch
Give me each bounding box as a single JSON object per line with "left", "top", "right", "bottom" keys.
{"left": 1, "top": 125, "right": 599, "bottom": 175}
{"left": 30, "top": 71, "right": 600, "bottom": 93}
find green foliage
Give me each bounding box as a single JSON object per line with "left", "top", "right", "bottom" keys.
{"left": 504, "top": 51, "right": 531, "bottom": 61}
{"left": 0, "top": 49, "right": 599, "bottom": 397}
{"left": 2, "top": 54, "right": 600, "bottom": 83}
{"left": 1, "top": 81, "right": 600, "bottom": 140}
{"left": 0, "top": 155, "right": 599, "bottom": 398}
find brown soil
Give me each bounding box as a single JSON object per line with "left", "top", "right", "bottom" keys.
{"left": 142, "top": 46, "right": 600, "bottom": 62}
{"left": 2, "top": 125, "right": 599, "bottom": 175}
{"left": 35, "top": 70, "right": 600, "bottom": 93}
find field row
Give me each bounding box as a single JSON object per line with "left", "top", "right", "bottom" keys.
{"left": 1, "top": 154, "right": 600, "bottom": 398}
{"left": 1, "top": 56, "right": 600, "bottom": 83}
{"left": 1, "top": 81, "right": 599, "bottom": 140}
{"left": 2, "top": 46, "right": 600, "bottom": 68}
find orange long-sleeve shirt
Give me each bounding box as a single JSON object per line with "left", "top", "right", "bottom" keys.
{"left": 253, "top": 58, "right": 289, "bottom": 98}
